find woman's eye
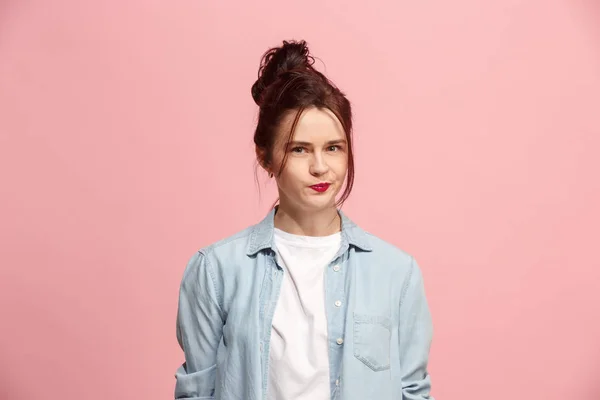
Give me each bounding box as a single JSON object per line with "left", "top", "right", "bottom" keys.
{"left": 291, "top": 145, "right": 342, "bottom": 153}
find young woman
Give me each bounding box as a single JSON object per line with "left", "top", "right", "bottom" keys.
{"left": 174, "top": 40, "right": 434, "bottom": 400}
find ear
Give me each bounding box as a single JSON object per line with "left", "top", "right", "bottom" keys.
{"left": 255, "top": 146, "right": 270, "bottom": 172}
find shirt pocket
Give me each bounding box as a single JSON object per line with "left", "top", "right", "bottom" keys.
{"left": 352, "top": 312, "right": 392, "bottom": 371}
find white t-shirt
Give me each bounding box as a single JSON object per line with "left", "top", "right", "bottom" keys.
{"left": 267, "top": 227, "right": 342, "bottom": 400}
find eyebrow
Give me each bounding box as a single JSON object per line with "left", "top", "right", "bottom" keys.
{"left": 289, "top": 139, "right": 347, "bottom": 146}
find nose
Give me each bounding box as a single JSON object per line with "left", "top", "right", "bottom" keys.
{"left": 309, "top": 153, "right": 329, "bottom": 177}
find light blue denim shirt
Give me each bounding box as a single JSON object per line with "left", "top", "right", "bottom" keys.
{"left": 175, "top": 206, "right": 434, "bottom": 399}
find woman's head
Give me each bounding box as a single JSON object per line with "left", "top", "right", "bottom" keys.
{"left": 252, "top": 40, "right": 355, "bottom": 212}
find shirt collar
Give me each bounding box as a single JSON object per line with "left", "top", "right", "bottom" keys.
{"left": 246, "top": 205, "right": 372, "bottom": 256}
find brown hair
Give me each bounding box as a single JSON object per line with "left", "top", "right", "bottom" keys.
{"left": 252, "top": 39, "right": 355, "bottom": 209}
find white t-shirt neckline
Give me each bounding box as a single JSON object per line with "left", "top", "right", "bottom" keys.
{"left": 273, "top": 227, "right": 341, "bottom": 247}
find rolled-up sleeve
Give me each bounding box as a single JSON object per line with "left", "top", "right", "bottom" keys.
{"left": 398, "top": 257, "right": 435, "bottom": 400}
{"left": 174, "top": 251, "right": 224, "bottom": 399}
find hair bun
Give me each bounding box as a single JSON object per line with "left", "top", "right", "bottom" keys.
{"left": 251, "top": 40, "right": 315, "bottom": 106}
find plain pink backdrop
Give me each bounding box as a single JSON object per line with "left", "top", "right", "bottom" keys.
{"left": 1, "top": 1, "right": 599, "bottom": 399}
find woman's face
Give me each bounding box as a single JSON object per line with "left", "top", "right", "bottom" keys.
{"left": 270, "top": 107, "right": 348, "bottom": 212}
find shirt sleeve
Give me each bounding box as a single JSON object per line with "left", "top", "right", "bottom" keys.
{"left": 398, "top": 256, "right": 435, "bottom": 399}
{"left": 174, "top": 251, "right": 224, "bottom": 399}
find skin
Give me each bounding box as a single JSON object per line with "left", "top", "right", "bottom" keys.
{"left": 256, "top": 106, "right": 349, "bottom": 237}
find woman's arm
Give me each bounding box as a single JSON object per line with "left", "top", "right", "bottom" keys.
{"left": 174, "top": 251, "right": 224, "bottom": 399}
{"left": 398, "top": 257, "right": 435, "bottom": 399}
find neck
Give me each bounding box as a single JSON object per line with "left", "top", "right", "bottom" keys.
{"left": 273, "top": 203, "right": 341, "bottom": 237}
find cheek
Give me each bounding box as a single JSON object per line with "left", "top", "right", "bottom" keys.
{"left": 276, "top": 166, "right": 303, "bottom": 191}
{"left": 333, "top": 158, "right": 349, "bottom": 177}
{"left": 280, "top": 160, "right": 303, "bottom": 178}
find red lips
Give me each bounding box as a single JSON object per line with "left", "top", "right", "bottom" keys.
{"left": 310, "top": 183, "right": 330, "bottom": 192}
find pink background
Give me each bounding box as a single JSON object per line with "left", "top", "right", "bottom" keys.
{"left": 1, "top": 1, "right": 599, "bottom": 399}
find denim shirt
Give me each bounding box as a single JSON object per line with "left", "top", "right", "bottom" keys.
{"left": 174, "top": 206, "right": 434, "bottom": 399}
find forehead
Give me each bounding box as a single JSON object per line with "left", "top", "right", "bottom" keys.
{"left": 278, "top": 107, "right": 345, "bottom": 144}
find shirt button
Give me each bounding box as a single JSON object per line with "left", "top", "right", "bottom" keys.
{"left": 334, "top": 300, "right": 342, "bottom": 307}
{"left": 333, "top": 265, "right": 340, "bottom": 272}
{"left": 336, "top": 337, "right": 344, "bottom": 345}
{"left": 335, "top": 379, "right": 340, "bottom": 386}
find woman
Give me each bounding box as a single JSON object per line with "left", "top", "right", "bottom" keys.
{"left": 174, "top": 40, "right": 434, "bottom": 400}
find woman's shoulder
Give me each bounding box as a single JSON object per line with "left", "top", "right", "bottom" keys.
{"left": 342, "top": 212, "right": 416, "bottom": 270}
{"left": 200, "top": 225, "right": 255, "bottom": 254}
{"left": 181, "top": 223, "right": 258, "bottom": 285}
{"left": 358, "top": 229, "right": 418, "bottom": 273}
{"left": 190, "top": 225, "right": 259, "bottom": 273}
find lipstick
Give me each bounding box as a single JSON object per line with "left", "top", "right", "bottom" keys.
{"left": 310, "top": 183, "right": 330, "bottom": 193}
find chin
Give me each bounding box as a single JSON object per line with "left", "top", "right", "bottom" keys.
{"left": 307, "top": 197, "right": 336, "bottom": 208}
